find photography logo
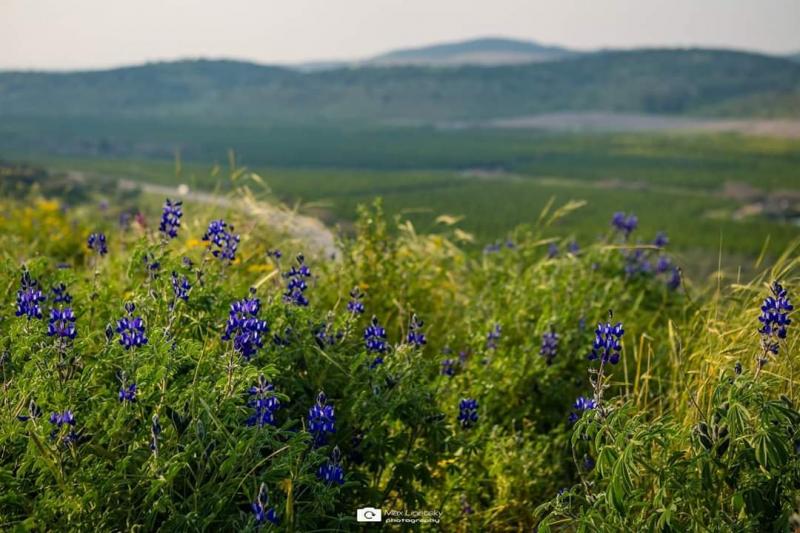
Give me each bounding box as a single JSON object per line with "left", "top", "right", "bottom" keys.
{"left": 356, "top": 507, "right": 382, "bottom": 523}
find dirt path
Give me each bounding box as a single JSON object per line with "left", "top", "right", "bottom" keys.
{"left": 68, "top": 171, "right": 339, "bottom": 258}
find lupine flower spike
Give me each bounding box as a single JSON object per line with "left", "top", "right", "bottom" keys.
{"left": 283, "top": 254, "right": 311, "bottom": 306}
{"left": 15, "top": 271, "right": 45, "bottom": 320}
{"left": 246, "top": 375, "right": 281, "bottom": 427}
{"left": 364, "top": 316, "right": 388, "bottom": 368}
{"left": 159, "top": 198, "right": 183, "bottom": 240}
{"left": 406, "top": 314, "right": 426, "bottom": 347}
{"left": 87, "top": 232, "right": 108, "bottom": 256}
{"left": 251, "top": 482, "right": 280, "bottom": 525}
{"left": 202, "top": 219, "right": 239, "bottom": 262}
{"left": 540, "top": 328, "right": 559, "bottom": 366}
{"left": 458, "top": 398, "right": 479, "bottom": 428}
{"left": 116, "top": 303, "right": 148, "bottom": 349}
{"left": 757, "top": 281, "right": 793, "bottom": 371}
{"left": 317, "top": 446, "right": 345, "bottom": 485}
{"left": 222, "top": 295, "right": 268, "bottom": 360}
{"left": 347, "top": 287, "right": 365, "bottom": 315}
{"left": 308, "top": 391, "right": 335, "bottom": 446}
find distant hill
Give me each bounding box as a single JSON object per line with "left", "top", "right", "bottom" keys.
{"left": 788, "top": 52, "right": 800, "bottom": 63}
{"left": 366, "top": 37, "right": 575, "bottom": 66}
{"left": 1, "top": 49, "right": 799, "bottom": 123}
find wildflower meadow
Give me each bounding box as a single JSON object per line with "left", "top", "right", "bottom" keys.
{"left": 0, "top": 182, "right": 798, "bottom": 532}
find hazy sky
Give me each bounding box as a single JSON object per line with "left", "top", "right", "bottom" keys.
{"left": 2, "top": 0, "right": 799, "bottom": 70}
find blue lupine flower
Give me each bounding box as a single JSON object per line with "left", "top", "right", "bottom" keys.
{"left": 272, "top": 327, "right": 293, "bottom": 347}
{"left": 623, "top": 248, "right": 652, "bottom": 277}
{"left": 16, "top": 399, "right": 42, "bottom": 422}
{"left": 202, "top": 219, "right": 239, "bottom": 261}
{"left": 486, "top": 324, "right": 501, "bottom": 350}
{"left": 252, "top": 483, "right": 280, "bottom": 525}
{"left": 49, "top": 409, "right": 79, "bottom": 443}
{"left": 283, "top": 254, "right": 311, "bottom": 306}
{"left": 583, "top": 454, "right": 596, "bottom": 471}
{"left": 441, "top": 358, "right": 457, "bottom": 377}
{"left": 588, "top": 318, "right": 624, "bottom": 365}
{"left": 653, "top": 232, "right": 669, "bottom": 248}
{"left": 313, "top": 322, "right": 342, "bottom": 348}
{"left": 307, "top": 391, "right": 335, "bottom": 446}
{"left": 15, "top": 271, "right": 45, "bottom": 320}
{"left": 759, "top": 282, "right": 793, "bottom": 358}
{"left": 267, "top": 248, "right": 282, "bottom": 260}
{"left": 246, "top": 375, "right": 281, "bottom": 427}
{"left": 547, "top": 242, "right": 559, "bottom": 258}
{"left": 50, "top": 283, "right": 72, "bottom": 305}
{"left": 655, "top": 255, "right": 672, "bottom": 274}
{"left": 118, "top": 383, "right": 137, "bottom": 403}
{"left": 568, "top": 396, "right": 597, "bottom": 424}
{"left": 364, "top": 316, "right": 388, "bottom": 367}
{"left": 159, "top": 198, "right": 183, "bottom": 240}
{"left": 317, "top": 446, "right": 345, "bottom": 485}
{"left": 567, "top": 241, "right": 580, "bottom": 254}
{"left": 347, "top": 287, "right": 365, "bottom": 315}
{"left": 116, "top": 303, "right": 148, "bottom": 349}
{"left": 539, "top": 329, "right": 559, "bottom": 365}
{"left": 611, "top": 212, "right": 638, "bottom": 238}
{"left": 222, "top": 295, "right": 268, "bottom": 360}
{"left": 458, "top": 398, "right": 479, "bottom": 428}
{"left": 87, "top": 232, "right": 108, "bottom": 256}
{"left": 171, "top": 271, "right": 191, "bottom": 304}
{"left": 666, "top": 268, "right": 682, "bottom": 290}
{"left": 406, "top": 314, "right": 426, "bottom": 347}
{"left": 150, "top": 414, "right": 161, "bottom": 453}
{"left": 47, "top": 307, "right": 77, "bottom": 340}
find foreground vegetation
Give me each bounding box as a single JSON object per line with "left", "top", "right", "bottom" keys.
{"left": 0, "top": 176, "right": 798, "bottom": 530}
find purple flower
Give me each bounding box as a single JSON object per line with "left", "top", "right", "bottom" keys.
{"left": 159, "top": 198, "right": 183, "bottom": 240}
{"left": 202, "top": 219, "right": 239, "bottom": 262}
{"left": 539, "top": 329, "right": 559, "bottom": 365}
{"left": 486, "top": 324, "right": 501, "bottom": 350}
{"left": 317, "top": 446, "right": 345, "bottom": 486}
{"left": 171, "top": 271, "right": 191, "bottom": 304}
{"left": 283, "top": 254, "right": 311, "bottom": 306}
{"left": 364, "top": 316, "right": 388, "bottom": 367}
{"left": 118, "top": 383, "right": 137, "bottom": 403}
{"left": 759, "top": 282, "right": 793, "bottom": 357}
{"left": 653, "top": 232, "right": 669, "bottom": 248}
{"left": 222, "top": 295, "right": 268, "bottom": 360}
{"left": 406, "top": 314, "right": 426, "bottom": 347}
{"left": 547, "top": 242, "right": 559, "bottom": 258}
{"left": 252, "top": 483, "right": 280, "bottom": 525}
{"left": 441, "top": 358, "right": 456, "bottom": 377}
{"left": 116, "top": 303, "right": 148, "bottom": 349}
{"left": 588, "top": 319, "right": 624, "bottom": 365}
{"left": 15, "top": 271, "right": 45, "bottom": 320}
{"left": 246, "top": 375, "right": 280, "bottom": 427}
{"left": 347, "top": 287, "right": 365, "bottom": 315}
{"left": 611, "top": 212, "right": 638, "bottom": 239}
{"left": 87, "top": 232, "right": 108, "bottom": 256}
{"left": 47, "top": 307, "right": 77, "bottom": 340}
{"left": 49, "top": 409, "right": 80, "bottom": 444}
{"left": 50, "top": 283, "right": 72, "bottom": 305}
{"left": 568, "top": 396, "right": 597, "bottom": 423}
{"left": 458, "top": 398, "right": 478, "bottom": 429}
{"left": 308, "top": 391, "right": 335, "bottom": 446}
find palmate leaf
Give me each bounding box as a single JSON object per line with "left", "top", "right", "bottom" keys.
{"left": 752, "top": 430, "right": 789, "bottom": 469}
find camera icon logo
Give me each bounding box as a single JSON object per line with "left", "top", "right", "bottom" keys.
{"left": 356, "top": 507, "right": 382, "bottom": 522}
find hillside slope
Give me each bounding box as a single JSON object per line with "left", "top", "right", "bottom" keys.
{"left": 366, "top": 37, "right": 575, "bottom": 65}
{"left": 1, "top": 49, "right": 799, "bottom": 121}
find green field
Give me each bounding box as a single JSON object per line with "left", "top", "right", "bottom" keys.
{"left": 8, "top": 126, "right": 798, "bottom": 279}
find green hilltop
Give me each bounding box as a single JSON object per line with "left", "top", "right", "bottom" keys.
{"left": 2, "top": 49, "right": 800, "bottom": 121}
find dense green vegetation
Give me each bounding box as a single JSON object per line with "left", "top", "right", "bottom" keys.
{"left": 1, "top": 50, "right": 799, "bottom": 121}
{"left": 0, "top": 182, "right": 798, "bottom": 531}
